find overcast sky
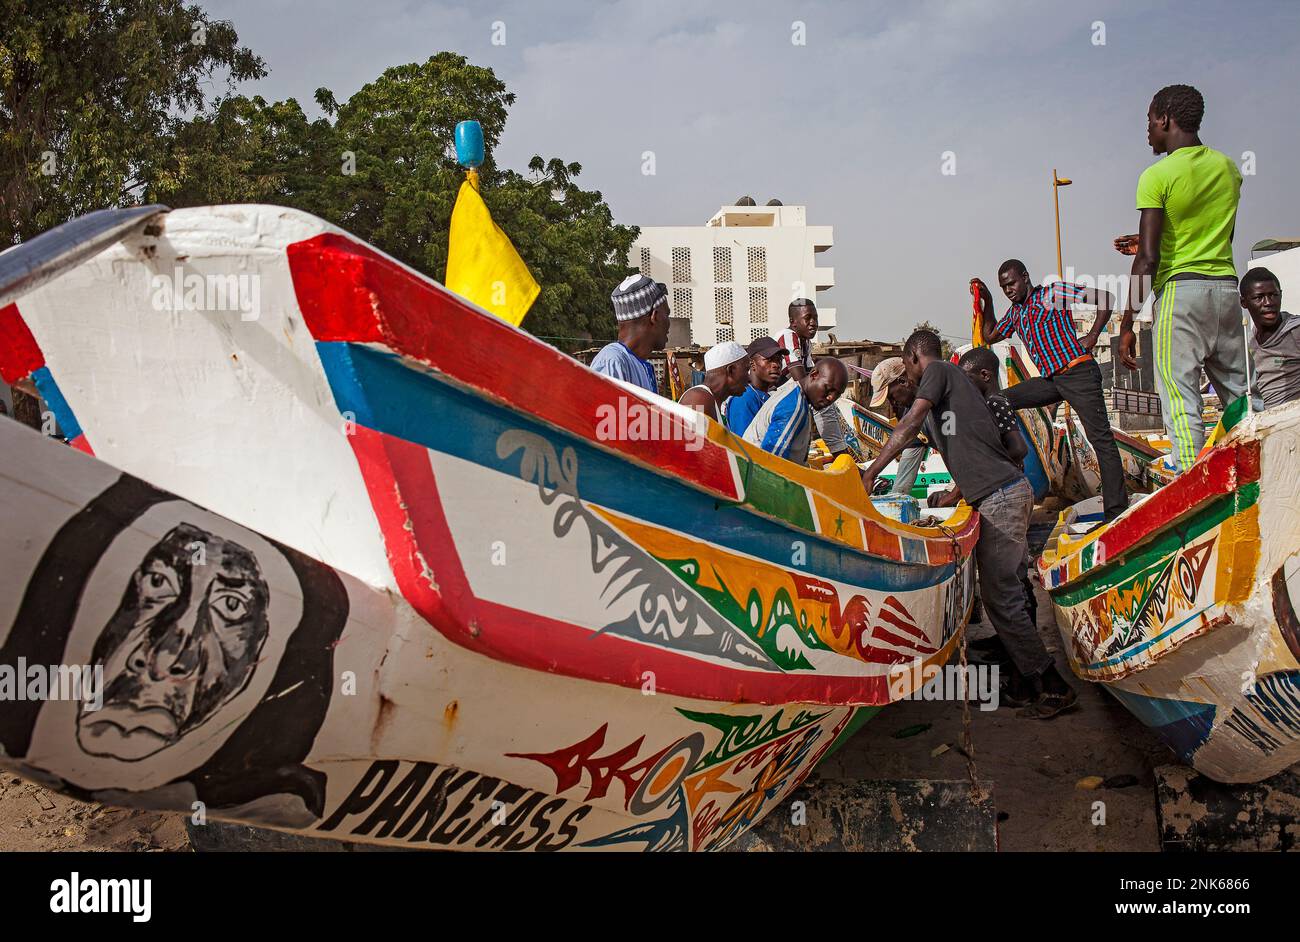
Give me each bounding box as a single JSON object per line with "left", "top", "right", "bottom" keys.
{"left": 203, "top": 0, "right": 1300, "bottom": 343}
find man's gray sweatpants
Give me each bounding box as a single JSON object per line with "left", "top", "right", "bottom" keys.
{"left": 1152, "top": 278, "right": 1248, "bottom": 471}
{"left": 973, "top": 476, "right": 1053, "bottom": 678}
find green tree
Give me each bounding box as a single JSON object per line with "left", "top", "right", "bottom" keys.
{"left": 148, "top": 53, "right": 637, "bottom": 349}
{"left": 912, "top": 320, "right": 955, "bottom": 360}
{"left": 0, "top": 0, "right": 264, "bottom": 244}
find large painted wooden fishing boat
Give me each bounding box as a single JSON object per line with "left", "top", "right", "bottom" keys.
{"left": 0, "top": 205, "right": 978, "bottom": 850}
{"left": 1038, "top": 400, "right": 1300, "bottom": 783}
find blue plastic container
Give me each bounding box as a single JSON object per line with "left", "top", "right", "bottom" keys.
{"left": 455, "top": 120, "right": 485, "bottom": 168}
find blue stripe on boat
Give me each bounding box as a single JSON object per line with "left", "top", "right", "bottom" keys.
{"left": 1017, "top": 415, "right": 1049, "bottom": 502}
{"left": 30, "top": 366, "right": 82, "bottom": 441}
{"left": 317, "top": 342, "right": 954, "bottom": 593}
{"left": 1105, "top": 687, "right": 1215, "bottom": 762}
{"left": 1084, "top": 606, "right": 1211, "bottom": 671}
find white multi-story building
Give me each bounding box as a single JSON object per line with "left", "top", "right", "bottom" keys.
{"left": 630, "top": 202, "right": 835, "bottom": 347}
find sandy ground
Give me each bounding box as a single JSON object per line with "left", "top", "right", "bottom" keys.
{"left": 0, "top": 774, "right": 189, "bottom": 851}
{"left": 824, "top": 580, "right": 1169, "bottom": 851}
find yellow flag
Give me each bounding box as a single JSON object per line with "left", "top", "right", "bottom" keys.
{"left": 445, "top": 172, "right": 540, "bottom": 326}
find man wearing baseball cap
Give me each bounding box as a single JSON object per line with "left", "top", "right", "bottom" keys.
{"left": 727, "top": 336, "right": 789, "bottom": 436}
{"left": 679, "top": 341, "right": 751, "bottom": 422}
{"left": 869, "top": 356, "right": 929, "bottom": 497}
{"left": 590, "top": 274, "right": 671, "bottom": 393}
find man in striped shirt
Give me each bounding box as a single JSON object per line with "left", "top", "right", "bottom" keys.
{"left": 975, "top": 259, "right": 1127, "bottom": 522}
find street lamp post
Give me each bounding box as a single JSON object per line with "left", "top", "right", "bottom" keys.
{"left": 1053, "top": 169, "right": 1072, "bottom": 280}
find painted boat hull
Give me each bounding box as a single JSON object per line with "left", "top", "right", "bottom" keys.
{"left": 0, "top": 205, "right": 978, "bottom": 849}
{"left": 1040, "top": 403, "right": 1300, "bottom": 783}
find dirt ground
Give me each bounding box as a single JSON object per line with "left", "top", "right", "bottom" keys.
{"left": 0, "top": 775, "right": 189, "bottom": 852}
{"left": 824, "top": 582, "right": 1169, "bottom": 851}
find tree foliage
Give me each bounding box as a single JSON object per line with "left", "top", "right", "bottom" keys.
{"left": 912, "top": 320, "right": 956, "bottom": 360}
{"left": 6, "top": 8, "right": 638, "bottom": 350}
{"left": 5, "top": 3, "right": 636, "bottom": 350}
{"left": 0, "top": 0, "right": 265, "bottom": 243}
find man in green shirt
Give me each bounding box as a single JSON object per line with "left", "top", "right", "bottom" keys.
{"left": 1115, "top": 84, "right": 1246, "bottom": 471}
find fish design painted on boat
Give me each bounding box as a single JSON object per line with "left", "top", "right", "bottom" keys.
{"left": 0, "top": 205, "right": 978, "bottom": 850}
{"left": 1038, "top": 399, "right": 1300, "bottom": 783}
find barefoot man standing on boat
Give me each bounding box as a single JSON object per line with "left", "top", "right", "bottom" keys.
{"left": 1114, "top": 84, "right": 1246, "bottom": 472}
{"left": 861, "top": 330, "right": 1077, "bottom": 719}
{"left": 973, "top": 261, "right": 1127, "bottom": 522}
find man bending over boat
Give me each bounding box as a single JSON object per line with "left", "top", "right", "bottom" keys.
{"left": 743, "top": 358, "right": 848, "bottom": 466}
{"left": 957, "top": 345, "right": 1039, "bottom": 642}
{"left": 727, "top": 336, "right": 789, "bottom": 436}
{"left": 679, "top": 341, "right": 751, "bottom": 421}
{"left": 974, "top": 261, "right": 1126, "bottom": 522}
{"left": 590, "top": 274, "right": 671, "bottom": 393}
{"left": 780, "top": 299, "right": 855, "bottom": 459}
{"left": 1241, "top": 267, "right": 1300, "bottom": 410}
{"left": 868, "top": 356, "right": 930, "bottom": 497}
{"left": 861, "top": 330, "right": 1077, "bottom": 719}
{"left": 1114, "top": 83, "right": 1246, "bottom": 471}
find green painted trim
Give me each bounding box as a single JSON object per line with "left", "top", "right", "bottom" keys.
{"left": 737, "top": 458, "right": 817, "bottom": 530}
{"left": 1049, "top": 481, "right": 1259, "bottom": 606}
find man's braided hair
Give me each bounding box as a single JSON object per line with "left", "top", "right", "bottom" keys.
{"left": 1152, "top": 84, "right": 1204, "bottom": 133}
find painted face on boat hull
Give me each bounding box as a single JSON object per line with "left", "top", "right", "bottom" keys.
{"left": 76, "top": 524, "right": 270, "bottom": 760}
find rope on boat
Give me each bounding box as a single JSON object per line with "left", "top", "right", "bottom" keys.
{"left": 940, "top": 520, "right": 981, "bottom": 802}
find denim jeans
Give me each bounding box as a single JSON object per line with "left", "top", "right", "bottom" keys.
{"left": 972, "top": 475, "right": 1053, "bottom": 677}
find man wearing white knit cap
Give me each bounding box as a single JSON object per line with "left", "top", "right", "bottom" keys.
{"left": 590, "top": 274, "right": 671, "bottom": 393}
{"left": 679, "top": 341, "right": 750, "bottom": 422}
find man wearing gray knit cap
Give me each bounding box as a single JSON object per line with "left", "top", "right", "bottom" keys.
{"left": 590, "top": 274, "right": 671, "bottom": 393}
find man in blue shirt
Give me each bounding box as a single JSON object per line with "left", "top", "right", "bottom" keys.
{"left": 590, "top": 274, "right": 671, "bottom": 393}
{"left": 727, "top": 336, "right": 788, "bottom": 436}
{"left": 743, "top": 358, "right": 848, "bottom": 466}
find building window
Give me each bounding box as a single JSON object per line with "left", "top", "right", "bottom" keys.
{"left": 671, "top": 287, "right": 692, "bottom": 319}
{"left": 717, "top": 326, "right": 735, "bottom": 343}
{"left": 748, "top": 286, "right": 768, "bottom": 326}
{"left": 750, "top": 327, "right": 768, "bottom": 343}
{"left": 715, "top": 286, "right": 734, "bottom": 325}
{"left": 713, "top": 246, "right": 732, "bottom": 283}
{"left": 747, "top": 246, "right": 767, "bottom": 283}
{"left": 671, "top": 247, "right": 691, "bottom": 284}
{"left": 639, "top": 246, "right": 652, "bottom": 277}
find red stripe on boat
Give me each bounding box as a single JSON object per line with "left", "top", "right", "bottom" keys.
{"left": 286, "top": 233, "right": 740, "bottom": 502}
{"left": 0, "top": 303, "right": 43, "bottom": 383}
{"left": 348, "top": 424, "right": 898, "bottom": 705}
{"left": 1065, "top": 439, "right": 1261, "bottom": 576}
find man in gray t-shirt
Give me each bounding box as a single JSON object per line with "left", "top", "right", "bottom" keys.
{"left": 862, "top": 329, "right": 1078, "bottom": 720}
{"left": 1242, "top": 267, "right": 1300, "bottom": 411}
